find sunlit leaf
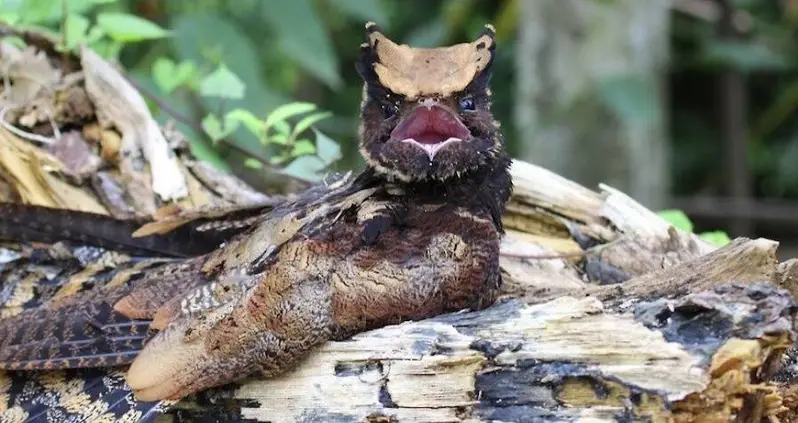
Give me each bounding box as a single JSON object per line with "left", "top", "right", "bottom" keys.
{"left": 314, "top": 129, "right": 341, "bottom": 164}
{"left": 0, "top": 12, "right": 19, "bottom": 25}
{"left": 259, "top": 0, "right": 342, "bottom": 89}
{"left": 200, "top": 64, "right": 246, "bottom": 99}
{"left": 85, "top": 26, "right": 105, "bottom": 44}
{"left": 243, "top": 158, "right": 263, "bottom": 169}
{"left": 270, "top": 151, "right": 291, "bottom": 165}
{"left": 171, "top": 13, "right": 288, "bottom": 152}
{"left": 89, "top": 39, "right": 122, "bottom": 59}
{"left": 292, "top": 111, "right": 332, "bottom": 137}
{"left": 33, "top": 0, "right": 118, "bottom": 24}
{"left": 96, "top": 12, "right": 170, "bottom": 42}
{"left": 291, "top": 139, "right": 316, "bottom": 157}
{"left": 63, "top": 14, "right": 90, "bottom": 50}
{"left": 597, "top": 72, "right": 659, "bottom": 127}
{"left": 271, "top": 120, "right": 292, "bottom": 137}
{"left": 225, "top": 108, "right": 263, "bottom": 136}
{"left": 699, "top": 231, "right": 731, "bottom": 247}
{"left": 268, "top": 133, "right": 289, "bottom": 145}
{"left": 201, "top": 114, "right": 237, "bottom": 143}
{"left": 281, "top": 155, "right": 327, "bottom": 181}
{"left": 263, "top": 102, "right": 317, "bottom": 132}
{"left": 152, "top": 58, "right": 196, "bottom": 94}
{"left": 656, "top": 209, "right": 693, "bottom": 233}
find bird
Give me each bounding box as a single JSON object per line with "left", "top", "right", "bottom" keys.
{"left": 0, "top": 20, "right": 512, "bottom": 416}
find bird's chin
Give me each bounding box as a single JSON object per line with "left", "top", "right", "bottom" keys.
{"left": 397, "top": 137, "right": 464, "bottom": 161}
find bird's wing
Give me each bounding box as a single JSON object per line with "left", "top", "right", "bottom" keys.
{"left": 0, "top": 243, "right": 198, "bottom": 422}
{"left": 0, "top": 202, "right": 274, "bottom": 258}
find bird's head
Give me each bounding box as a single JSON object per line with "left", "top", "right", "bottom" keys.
{"left": 355, "top": 22, "right": 505, "bottom": 182}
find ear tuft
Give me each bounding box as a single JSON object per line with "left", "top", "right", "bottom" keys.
{"left": 365, "top": 21, "right": 380, "bottom": 34}
{"left": 481, "top": 23, "right": 496, "bottom": 38}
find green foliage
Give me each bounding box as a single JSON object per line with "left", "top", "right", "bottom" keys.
{"left": 260, "top": 0, "right": 341, "bottom": 89}
{"left": 199, "top": 99, "right": 338, "bottom": 181}
{"left": 2, "top": 0, "right": 170, "bottom": 59}
{"left": 199, "top": 64, "right": 246, "bottom": 100}
{"left": 656, "top": 209, "right": 731, "bottom": 247}
{"left": 151, "top": 58, "right": 197, "bottom": 94}
{"left": 95, "top": 12, "right": 170, "bottom": 42}
{"left": 698, "top": 231, "right": 732, "bottom": 248}
{"left": 656, "top": 209, "right": 694, "bottom": 233}
{"left": 1, "top": 0, "right": 346, "bottom": 182}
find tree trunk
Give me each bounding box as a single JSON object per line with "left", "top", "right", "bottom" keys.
{"left": 514, "top": 0, "right": 671, "bottom": 210}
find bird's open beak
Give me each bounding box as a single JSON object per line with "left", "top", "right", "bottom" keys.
{"left": 390, "top": 102, "right": 470, "bottom": 161}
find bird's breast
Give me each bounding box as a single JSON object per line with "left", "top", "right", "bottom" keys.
{"left": 302, "top": 206, "right": 502, "bottom": 339}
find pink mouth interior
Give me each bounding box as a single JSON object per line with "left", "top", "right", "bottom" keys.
{"left": 390, "top": 105, "right": 471, "bottom": 144}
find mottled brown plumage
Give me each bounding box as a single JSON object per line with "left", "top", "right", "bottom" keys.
{"left": 0, "top": 21, "right": 512, "bottom": 407}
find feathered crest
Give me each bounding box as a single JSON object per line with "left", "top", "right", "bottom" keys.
{"left": 355, "top": 22, "right": 496, "bottom": 99}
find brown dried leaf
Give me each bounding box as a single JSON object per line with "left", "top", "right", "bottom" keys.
{"left": 44, "top": 130, "right": 102, "bottom": 182}
{"left": 0, "top": 42, "right": 61, "bottom": 106}
{"left": 80, "top": 46, "right": 187, "bottom": 202}
{"left": 0, "top": 126, "right": 107, "bottom": 214}
{"left": 53, "top": 85, "right": 94, "bottom": 126}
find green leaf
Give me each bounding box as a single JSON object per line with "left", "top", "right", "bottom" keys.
{"left": 272, "top": 120, "right": 291, "bottom": 137}
{"left": 263, "top": 102, "right": 317, "bottom": 132}
{"left": 268, "top": 133, "right": 289, "bottom": 145}
{"left": 243, "top": 158, "right": 263, "bottom": 169}
{"left": 292, "top": 111, "right": 332, "bottom": 137}
{"left": 269, "top": 151, "right": 291, "bottom": 165}
{"left": 90, "top": 39, "right": 122, "bottom": 59}
{"left": 0, "top": 13, "right": 20, "bottom": 25}
{"left": 314, "top": 129, "right": 341, "bottom": 164}
{"left": 199, "top": 64, "right": 246, "bottom": 99}
{"left": 171, "top": 13, "right": 288, "bottom": 153}
{"left": 62, "top": 14, "right": 90, "bottom": 50}
{"left": 85, "top": 25, "right": 105, "bottom": 44}
{"left": 201, "top": 114, "right": 237, "bottom": 143}
{"left": 597, "top": 72, "right": 660, "bottom": 127}
{"left": 291, "top": 139, "right": 316, "bottom": 157}
{"left": 225, "top": 109, "right": 263, "bottom": 137}
{"left": 699, "top": 231, "right": 731, "bottom": 248}
{"left": 259, "top": 0, "right": 342, "bottom": 89}
{"left": 657, "top": 209, "right": 694, "bottom": 233}
{"left": 152, "top": 58, "right": 196, "bottom": 94}
{"left": 96, "top": 12, "right": 170, "bottom": 43}
{"left": 281, "top": 155, "right": 327, "bottom": 182}
{"left": 12, "top": 0, "right": 117, "bottom": 24}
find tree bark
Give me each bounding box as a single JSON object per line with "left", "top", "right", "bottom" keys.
{"left": 514, "top": 0, "right": 671, "bottom": 210}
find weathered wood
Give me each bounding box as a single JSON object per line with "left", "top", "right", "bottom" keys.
{"left": 161, "top": 282, "right": 794, "bottom": 423}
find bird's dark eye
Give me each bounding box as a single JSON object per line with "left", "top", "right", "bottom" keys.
{"left": 459, "top": 97, "right": 475, "bottom": 112}
{"left": 381, "top": 103, "right": 398, "bottom": 119}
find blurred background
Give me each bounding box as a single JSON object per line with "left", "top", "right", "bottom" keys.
{"left": 3, "top": 0, "right": 798, "bottom": 255}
